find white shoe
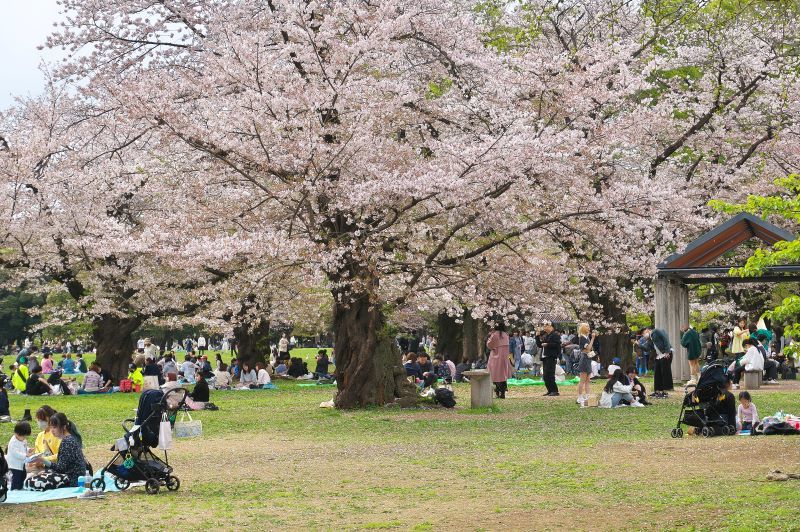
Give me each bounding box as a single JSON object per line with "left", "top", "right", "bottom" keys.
{"left": 576, "top": 395, "right": 583, "bottom": 404}
{"left": 631, "top": 401, "right": 645, "bottom": 407}
{"left": 768, "top": 379, "right": 778, "bottom": 384}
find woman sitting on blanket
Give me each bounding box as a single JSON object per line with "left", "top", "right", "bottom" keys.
{"left": 255, "top": 362, "right": 272, "bottom": 388}
{"left": 25, "top": 413, "right": 86, "bottom": 491}
{"left": 215, "top": 363, "right": 232, "bottom": 389}
{"left": 191, "top": 374, "right": 210, "bottom": 402}
{"left": 238, "top": 363, "right": 257, "bottom": 388}
{"left": 27, "top": 406, "right": 60, "bottom": 476}
{"left": 81, "top": 363, "right": 108, "bottom": 393}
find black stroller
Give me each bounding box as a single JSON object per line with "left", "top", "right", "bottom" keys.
{"left": 672, "top": 363, "right": 734, "bottom": 438}
{"left": 92, "top": 388, "right": 188, "bottom": 495}
{"left": 0, "top": 445, "right": 8, "bottom": 503}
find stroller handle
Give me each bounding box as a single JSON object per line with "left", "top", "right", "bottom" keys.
{"left": 122, "top": 418, "right": 136, "bottom": 432}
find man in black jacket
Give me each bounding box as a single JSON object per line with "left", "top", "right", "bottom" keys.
{"left": 537, "top": 321, "right": 561, "bottom": 396}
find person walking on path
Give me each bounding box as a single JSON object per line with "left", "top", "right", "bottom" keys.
{"left": 487, "top": 324, "right": 513, "bottom": 399}
{"left": 681, "top": 324, "right": 702, "bottom": 385}
{"left": 537, "top": 321, "right": 561, "bottom": 396}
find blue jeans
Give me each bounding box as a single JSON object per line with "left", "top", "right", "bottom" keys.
{"left": 611, "top": 392, "right": 635, "bottom": 407}
{"left": 637, "top": 354, "right": 648, "bottom": 376}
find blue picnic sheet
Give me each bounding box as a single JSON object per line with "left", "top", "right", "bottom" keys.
{"left": 2, "top": 472, "right": 120, "bottom": 504}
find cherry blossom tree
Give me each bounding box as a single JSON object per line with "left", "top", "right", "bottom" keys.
{"left": 6, "top": 0, "right": 794, "bottom": 407}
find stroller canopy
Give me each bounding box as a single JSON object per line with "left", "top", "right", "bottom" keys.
{"left": 697, "top": 363, "right": 727, "bottom": 391}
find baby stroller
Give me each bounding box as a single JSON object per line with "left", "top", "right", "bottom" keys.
{"left": 92, "top": 388, "right": 187, "bottom": 495}
{"left": 0, "top": 445, "right": 8, "bottom": 503}
{"left": 672, "top": 363, "right": 733, "bottom": 438}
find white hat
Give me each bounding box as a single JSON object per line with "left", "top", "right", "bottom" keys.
{"left": 607, "top": 364, "right": 621, "bottom": 376}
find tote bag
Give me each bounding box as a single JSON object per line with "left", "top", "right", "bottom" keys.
{"left": 157, "top": 413, "right": 173, "bottom": 450}
{"left": 143, "top": 375, "right": 160, "bottom": 391}
{"left": 174, "top": 412, "right": 203, "bottom": 438}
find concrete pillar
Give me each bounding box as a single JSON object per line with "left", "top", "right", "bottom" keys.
{"left": 462, "top": 370, "right": 493, "bottom": 408}
{"left": 654, "top": 276, "right": 690, "bottom": 383}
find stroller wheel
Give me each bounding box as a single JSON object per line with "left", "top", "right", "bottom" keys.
{"left": 701, "top": 427, "right": 712, "bottom": 438}
{"left": 115, "top": 477, "right": 130, "bottom": 491}
{"left": 0, "top": 489, "right": 6, "bottom": 503}
{"left": 145, "top": 478, "right": 160, "bottom": 495}
{"left": 166, "top": 475, "right": 181, "bottom": 492}
{"left": 671, "top": 427, "right": 683, "bottom": 438}
{"left": 90, "top": 478, "right": 106, "bottom": 492}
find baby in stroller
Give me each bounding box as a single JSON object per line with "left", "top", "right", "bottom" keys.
{"left": 93, "top": 388, "right": 187, "bottom": 495}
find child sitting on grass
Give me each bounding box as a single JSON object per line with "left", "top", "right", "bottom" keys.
{"left": 736, "top": 391, "right": 760, "bottom": 432}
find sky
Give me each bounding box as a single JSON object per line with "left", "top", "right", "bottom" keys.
{"left": 0, "top": 0, "right": 64, "bottom": 110}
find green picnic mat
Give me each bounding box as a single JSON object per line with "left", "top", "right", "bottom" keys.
{"left": 507, "top": 377, "right": 580, "bottom": 386}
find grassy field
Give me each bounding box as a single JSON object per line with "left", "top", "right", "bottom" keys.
{"left": 2, "top": 379, "right": 800, "bottom": 530}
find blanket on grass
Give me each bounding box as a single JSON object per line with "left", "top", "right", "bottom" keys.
{"left": 508, "top": 377, "right": 580, "bottom": 387}
{"left": 2, "top": 472, "right": 120, "bottom": 505}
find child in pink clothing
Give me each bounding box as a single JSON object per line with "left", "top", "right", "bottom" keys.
{"left": 736, "top": 391, "right": 759, "bottom": 432}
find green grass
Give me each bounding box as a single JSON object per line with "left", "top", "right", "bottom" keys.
{"left": 2, "top": 383, "right": 800, "bottom": 529}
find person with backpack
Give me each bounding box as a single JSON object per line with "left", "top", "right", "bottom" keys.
{"left": 680, "top": 324, "right": 702, "bottom": 385}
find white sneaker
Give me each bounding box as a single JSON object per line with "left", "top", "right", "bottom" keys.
{"left": 768, "top": 379, "right": 778, "bottom": 384}
{"left": 576, "top": 395, "right": 583, "bottom": 404}
{"left": 631, "top": 401, "right": 645, "bottom": 407}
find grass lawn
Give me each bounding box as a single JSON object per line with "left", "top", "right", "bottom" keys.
{"left": 2, "top": 380, "right": 800, "bottom": 530}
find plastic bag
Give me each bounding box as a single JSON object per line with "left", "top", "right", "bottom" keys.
{"left": 173, "top": 412, "right": 202, "bottom": 438}
{"left": 157, "top": 413, "right": 173, "bottom": 449}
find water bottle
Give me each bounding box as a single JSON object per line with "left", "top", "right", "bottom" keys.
{"left": 77, "top": 476, "right": 86, "bottom": 491}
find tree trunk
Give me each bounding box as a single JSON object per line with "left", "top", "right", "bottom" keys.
{"left": 333, "top": 293, "right": 416, "bottom": 408}
{"left": 589, "top": 293, "right": 632, "bottom": 369}
{"left": 93, "top": 314, "right": 142, "bottom": 382}
{"left": 462, "top": 310, "right": 481, "bottom": 362}
{"left": 436, "top": 312, "right": 463, "bottom": 363}
{"left": 234, "top": 319, "right": 271, "bottom": 368}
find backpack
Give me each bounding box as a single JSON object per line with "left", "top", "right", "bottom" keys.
{"left": 433, "top": 387, "right": 456, "bottom": 408}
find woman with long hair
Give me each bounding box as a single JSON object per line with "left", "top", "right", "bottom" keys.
{"left": 575, "top": 323, "right": 596, "bottom": 406}
{"left": 25, "top": 413, "right": 87, "bottom": 491}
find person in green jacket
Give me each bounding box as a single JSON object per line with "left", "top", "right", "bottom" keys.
{"left": 681, "top": 324, "right": 702, "bottom": 385}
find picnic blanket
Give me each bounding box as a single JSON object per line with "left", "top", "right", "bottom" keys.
{"left": 508, "top": 377, "right": 580, "bottom": 387}
{"left": 2, "top": 472, "right": 120, "bottom": 505}
{"left": 229, "top": 383, "right": 278, "bottom": 390}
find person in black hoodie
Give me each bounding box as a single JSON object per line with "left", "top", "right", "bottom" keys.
{"left": 191, "top": 375, "right": 210, "bottom": 402}
{"left": 314, "top": 350, "right": 330, "bottom": 379}
{"left": 143, "top": 357, "right": 164, "bottom": 385}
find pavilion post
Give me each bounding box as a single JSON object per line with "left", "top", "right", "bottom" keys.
{"left": 654, "top": 276, "right": 690, "bottom": 383}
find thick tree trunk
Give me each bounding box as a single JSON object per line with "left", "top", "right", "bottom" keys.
{"left": 234, "top": 319, "right": 271, "bottom": 368}
{"left": 589, "top": 292, "right": 632, "bottom": 369}
{"left": 333, "top": 293, "right": 416, "bottom": 408}
{"left": 436, "top": 312, "right": 463, "bottom": 363}
{"left": 462, "top": 310, "right": 483, "bottom": 362}
{"left": 93, "top": 315, "right": 142, "bottom": 382}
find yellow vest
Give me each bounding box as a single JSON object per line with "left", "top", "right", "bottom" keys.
{"left": 12, "top": 365, "right": 29, "bottom": 392}
{"left": 128, "top": 368, "right": 144, "bottom": 387}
